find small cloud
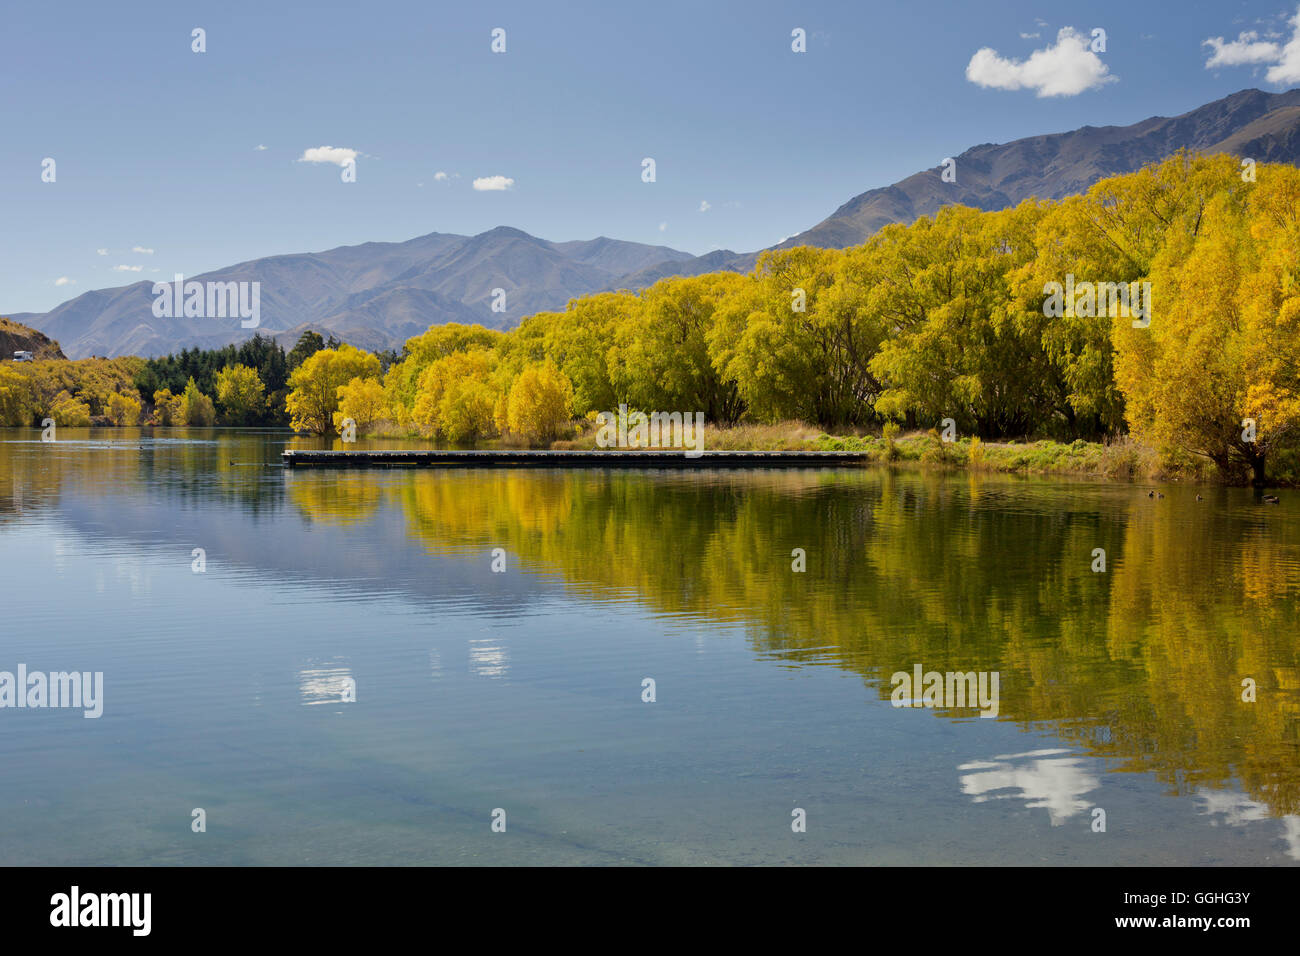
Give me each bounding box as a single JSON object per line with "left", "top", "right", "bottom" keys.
{"left": 132, "top": 245, "right": 154, "bottom": 255}
{"left": 54, "top": 277, "right": 75, "bottom": 287}
{"left": 254, "top": 144, "right": 267, "bottom": 151}
{"left": 966, "top": 27, "right": 1116, "bottom": 97}
{"left": 112, "top": 264, "right": 143, "bottom": 272}
{"left": 1020, "top": 32, "right": 1040, "bottom": 39}
{"left": 1035, "top": 18, "right": 1048, "bottom": 27}
{"left": 95, "top": 248, "right": 108, "bottom": 256}
{"left": 297, "top": 146, "right": 358, "bottom": 167}
{"left": 1202, "top": 6, "right": 1300, "bottom": 83}
{"left": 699, "top": 200, "right": 711, "bottom": 212}
{"left": 472, "top": 175, "right": 514, "bottom": 191}
{"left": 433, "top": 171, "right": 449, "bottom": 181}
{"left": 658, "top": 222, "right": 667, "bottom": 232}
{"left": 1203, "top": 30, "right": 1282, "bottom": 67}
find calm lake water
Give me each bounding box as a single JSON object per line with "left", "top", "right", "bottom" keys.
{"left": 1, "top": 428, "right": 1298, "bottom": 865}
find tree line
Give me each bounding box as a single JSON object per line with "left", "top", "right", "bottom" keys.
{"left": 2, "top": 152, "right": 1297, "bottom": 481}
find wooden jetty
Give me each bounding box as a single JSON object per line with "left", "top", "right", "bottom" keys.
{"left": 281, "top": 449, "right": 868, "bottom": 469}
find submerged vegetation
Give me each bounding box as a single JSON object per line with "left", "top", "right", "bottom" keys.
{"left": 3, "top": 152, "right": 1299, "bottom": 483}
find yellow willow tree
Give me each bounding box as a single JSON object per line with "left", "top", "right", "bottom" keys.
{"left": 1113, "top": 163, "right": 1300, "bottom": 483}
{"left": 503, "top": 363, "right": 574, "bottom": 444}
{"left": 285, "top": 345, "right": 381, "bottom": 434}
{"left": 410, "top": 349, "right": 498, "bottom": 442}
{"left": 708, "top": 246, "right": 885, "bottom": 427}
{"left": 383, "top": 324, "right": 504, "bottom": 426}
{"left": 332, "top": 375, "right": 388, "bottom": 436}
{"left": 607, "top": 273, "right": 748, "bottom": 424}
{"left": 1009, "top": 152, "right": 1244, "bottom": 438}
{"left": 215, "top": 364, "right": 266, "bottom": 425}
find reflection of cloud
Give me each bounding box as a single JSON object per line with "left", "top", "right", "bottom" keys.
{"left": 1283, "top": 817, "right": 1300, "bottom": 860}
{"left": 469, "top": 639, "right": 509, "bottom": 679}
{"left": 959, "top": 748, "right": 1099, "bottom": 826}
{"left": 298, "top": 660, "right": 354, "bottom": 705}
{"left": 1198, "top": 788, "right": 1300, "bottom": 860}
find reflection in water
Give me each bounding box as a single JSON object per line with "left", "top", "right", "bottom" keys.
{"left": 3, "top": 429, "right": 1300, "bottom": 864}
{"left": 959, "top": 749, "right": 1100, "bottom": 827}
{"left": 468, "top": 639, "right": 510, "bottom": 679}
{"left": 1198, "top": 790, "right": 1300, "bottom": 860}
{"left": 298, "top": 660, "right": 355, "bottom": 706}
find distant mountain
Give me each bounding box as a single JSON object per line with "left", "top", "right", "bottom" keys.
{"left": 22, "top": 228, "right": 694, "bottom": 359}
{"left": 776, "top": 87, "right": 1300, "bottom": 249}
{"left": 16, "top": 88, "right": 1300, "bottom": 359}
{"left": 0, "top": 316, "right": 65, "bottom": 360}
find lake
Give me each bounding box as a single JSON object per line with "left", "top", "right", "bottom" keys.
{"left": 1, "top": 428, "right": 1297, "bottom": 865}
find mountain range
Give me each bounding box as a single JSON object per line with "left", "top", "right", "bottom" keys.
{"left": 11, "top": 87, "right": 1300, "bottom": 360}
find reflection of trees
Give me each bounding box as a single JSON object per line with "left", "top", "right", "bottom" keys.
{"left": 317, "top": 469, "right": 1300, "bottom": 817}
{"left": 0, "top": 428, "right": 287, "bottom": 520}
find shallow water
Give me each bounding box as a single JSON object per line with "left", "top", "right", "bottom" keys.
{"left": 1, "top": 428, "right": 1297, "bottom": 865}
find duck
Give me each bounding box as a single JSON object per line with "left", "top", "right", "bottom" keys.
{"left": 1147, "top": 491, "right": 1155, "bottom": 498}
{"left": 1195, "top": 494, "right": 1203, "bottom": 501}
{"left": 1263, "top": 494, "right": 1280, "bottom": 504}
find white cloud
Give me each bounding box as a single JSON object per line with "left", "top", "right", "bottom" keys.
{"left": 1203, "top": 30, "right": 1282, "bottom": 67}
{"left": 699, "top": 200, "right": 711, "bottom": 212}
{"left": 472, "top": 175, "right": 514, "bottom": 191}
{"left": 254, "top": 144, "right": 267, "bottom": 151}
{"left": 1203, "top": 6, "right": 1300, "bottom": 84}
{"left": 54, "top": 277, "right": 75, "bottom": 286}
{"left": 297, "top": 146, "right": 358, "bottom": 167}
{"left": 1020, "top": 32, "right": 1040, "bottom": 40}
{"left": 433, "top": 171, "right": 449, "bottom": 181}
{"left": 132, "top": 245, "right": 154, "bottom": 255}
{"left": 966, "top": 27, "right": 1116, "bottom": 97}
{"left": 112, "top": 264, "right": 143, "bottom": 272}
{"left": 658, "top": 222, "right": 667, "bottom": 232}
{"left": 1268, "top": 7, "right": 1300, "bottom": 83}
{"left": 96, "top": 248, "right": 108, "bottom": 256}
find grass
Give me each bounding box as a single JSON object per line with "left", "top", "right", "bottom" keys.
{"left": 555, "top": 419, "right": 1226, "bottom": 482}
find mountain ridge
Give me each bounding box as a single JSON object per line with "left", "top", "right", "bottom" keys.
{"left": 15, "top": 88, "right": 1300, "bottom": 359}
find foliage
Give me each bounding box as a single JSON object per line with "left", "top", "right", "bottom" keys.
{"left": 285, "top": 345, "right": 381, "bottom": 434}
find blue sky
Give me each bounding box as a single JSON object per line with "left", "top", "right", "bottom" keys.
{"left": 4, "top": 0, "right": 1299, "bottom": 313}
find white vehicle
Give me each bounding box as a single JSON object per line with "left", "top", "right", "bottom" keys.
{"left": 12, "top": 351, "right": 34, "bottom": 362}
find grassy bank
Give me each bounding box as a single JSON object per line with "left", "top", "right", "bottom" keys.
{"left": 552, "top": 421, "right": 1244, "bottom": 483}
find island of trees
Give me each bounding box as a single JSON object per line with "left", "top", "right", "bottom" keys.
{"left": 1, "top": 152, "right": 1297, "bottom": 484}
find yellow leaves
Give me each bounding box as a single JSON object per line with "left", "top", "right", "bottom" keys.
{"left": 411, "top": 349, "right": 498, "bottom": 442}
{"left": 215, "top": 364, "right": 266, "bottom": 425}
{"left": 332, "top": 376, "right": 388, "bottom": 436}
{"left": 504, "top": 363, "right": 574, "bottom": 444}
{"left": 179, "top": 378, "right": 216, "bottom": 426}
{"left": 105, "top": 392, "right": 141, "bottom": 426}
{"left": 285, "top": 345, "right": 381, "bottom": 434}
{"left": 49, "top": 391, "right": 91, "bottom": 427}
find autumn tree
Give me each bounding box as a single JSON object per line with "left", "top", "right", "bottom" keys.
{"left": 503, "top": 364, "right": 574, "bottom": 444}
{"left": 215, "top": 364, "right": 267, "bottom": 425}
{"left": 333, "top": 376, "right": 389, "bottom": 436}
{"left": 1112, "top": 162, "right": 1300, "bottom": 483}
{"left": 106, "top": 392, "right": 142, "bottom": 426}
{"left": 285, "top": 345, "right": 381, "bottom": 434}
{"left": 180, "top": 377, "right": 217, "bottom": 426}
